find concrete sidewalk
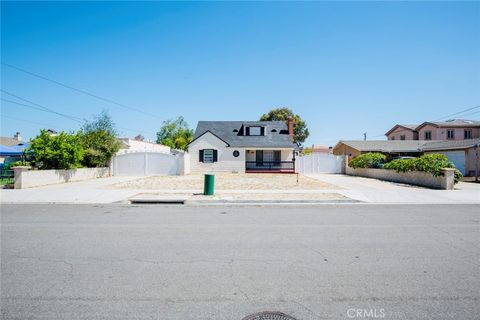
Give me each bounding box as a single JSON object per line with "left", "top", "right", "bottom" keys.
{"left": 0, "top": 176, "right": 142, "bottom": 204}
{"left": 1, "top": 174, "right": 479, "bottom": 204}
{"left": 0, "top": 176, "right": 348, "bottom": 204}
{"left": 306, "top": 174, "right": 480, "bottom": 204}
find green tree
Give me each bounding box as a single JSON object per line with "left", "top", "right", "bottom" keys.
{"left": 79, "top": 110, "right": 121, "bottom": 167}
{"left": 259, "top": 107, "right": 309, "bottom": 144}
{"left": 156, "top": 116, "right": 193, "bottom": 151}
{"left": 28, "top": 130, "right": 84, "bottom": 169}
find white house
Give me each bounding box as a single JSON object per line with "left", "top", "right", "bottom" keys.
{"left": 188, "top": 119, "right": 298, "bottom": 173}
{"left": 117, "top": 137, "right": 170, "bottom": 155}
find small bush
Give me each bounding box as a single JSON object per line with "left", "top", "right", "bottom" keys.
{"left": 349, "top": 153, "right": 386, "bottom": 169}
{"left": 384, "top": 154, "right": 462, "bottom": 184}
{"left": 4, "top": 160, "right": 30, "bottom": 170}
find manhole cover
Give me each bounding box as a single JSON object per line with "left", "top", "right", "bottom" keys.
{"left": 242, "top": 311, "right": 297, "bottom": 320}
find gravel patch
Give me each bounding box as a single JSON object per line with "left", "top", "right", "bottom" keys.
{"left": 109, "top": 173, "right": 339, "bottom": 190}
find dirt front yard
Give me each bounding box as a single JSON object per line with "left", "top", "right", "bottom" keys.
{"left": 109, "top": 173, "right": 339, "bottom": 190}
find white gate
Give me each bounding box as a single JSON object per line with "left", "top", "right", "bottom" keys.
{"left": 113, "top": 152, "right": 179, "bottom": 176}
{"left": 296, "top": 153, "right": 345, "bottom": 174}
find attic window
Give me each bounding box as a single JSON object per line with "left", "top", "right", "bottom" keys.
{"left": 248, "top": 126, "right": 262, "bottom": 136}
{"left": 233, "top": 129, "right": 239, "bottom": 133}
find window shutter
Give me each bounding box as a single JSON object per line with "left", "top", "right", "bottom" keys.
{"left": 246, "top": 127, "right": 250, "bottom": 136}
{"left": 213, "top": 150, "right": 218, "bottom": 162}
{"left": 261, "top": 127, "right": 265, "bottom": 136}
{"left": 199, "top": 150, "right": 204, "bottom": 162}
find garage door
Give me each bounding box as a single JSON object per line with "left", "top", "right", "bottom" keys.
{"left": 437, "top": 151, "right": 466, "bottom": 175}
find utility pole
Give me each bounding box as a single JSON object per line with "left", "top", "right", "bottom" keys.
{"left": 363, "top": 132, "right": 367, "bottom": 141}
{"left": 475, "top": 144, "right": 479, "bottom": 183}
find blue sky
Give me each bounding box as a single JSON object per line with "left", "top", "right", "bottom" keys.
{"left": 1, "top": 1, "right": 479, "bottom": 146}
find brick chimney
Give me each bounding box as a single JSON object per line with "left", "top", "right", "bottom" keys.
{"left": 13, "top": 132, "right": 22, "bottom": 142}
{"left": 287, "top": 117, "right": 294, "bottom": 142}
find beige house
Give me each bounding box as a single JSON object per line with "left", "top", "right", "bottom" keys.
{"left": 188, "top": 120, "right": 297, "bottom": 173}
{"left": 385, "top": 125, "right": 418, "bottom": 141}
{"left": 333, "top": 139, "right": 480, "bottom": 176}
{"left": 386, "top": 119, "right": 480, "bottom": 141}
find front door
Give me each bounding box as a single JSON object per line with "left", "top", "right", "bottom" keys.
{"left": 256, "top": 150, "right": 263, "bottom": 166}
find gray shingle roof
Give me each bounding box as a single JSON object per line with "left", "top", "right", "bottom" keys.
{"left": 336, "top": 140, "right": 425, "bottom": 152}
{"left": 385, "top": 124, "right": 419, "bottom": 136}
{"left": 192, "top": 121, "right": 296, "bottom": 148}
{"left": 335, "top": 138, "right": 480, "bottom": 153}
{"left": 422, "top": 138, "right": 480, "bottom": 151}
{"left": 417, "top": 119, "right": 480, "bottom": 130}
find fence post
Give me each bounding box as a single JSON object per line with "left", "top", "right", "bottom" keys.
{"left": 12, "top": 166, "right": 30, "bottom": 189}
{"left": 144, "top": 151, "right": 148, "bottom": 176}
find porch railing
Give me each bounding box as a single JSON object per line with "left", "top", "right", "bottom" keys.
{"left": 245, "top": 161, "right": 295, "bottom": 172}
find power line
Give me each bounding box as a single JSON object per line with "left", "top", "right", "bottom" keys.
{"left": 454, "top": 110, "right": 480, "bottom": 119}
{"left": 1, "top": 93, "right": 157, "bottom": 136}
{"left": 1, "top": 114, "right": 72, "bottom": 131}
{"left": 2, "top": 62, "right": 165, "bottom": 120}
{"left": 1, "top": 90, "right": 84, "bottom": 123}
{"left": 1, "top": 98, "right": 85, "bottom": 123}
{"left": 432, "top": 105, "right": 480, "bottom": 121}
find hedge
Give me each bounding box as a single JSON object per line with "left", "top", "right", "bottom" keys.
{"left": 349, "top": 153, "right": 386, "bottom": 169}
{"left": 383, "top": 154, "right": 462, "bottom": 184}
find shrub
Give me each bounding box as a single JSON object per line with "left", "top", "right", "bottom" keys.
{"left": 3, "top": 160, "right": 31, "bottom": 170}
{"left": 384, "top": 154, "right": 463, "bottom": 184}
{"left": 27, "top": 130, "right": 84, "bottom": 170}
{"left": 79, "top": 110, "right": 121, "bottom": 167}
{"left": 349, "top": 153, "right": 386, "bottom": 169}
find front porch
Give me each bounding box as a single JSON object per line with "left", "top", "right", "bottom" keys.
{"left": 245, "top": 149, "right": 295, "bottom": 173}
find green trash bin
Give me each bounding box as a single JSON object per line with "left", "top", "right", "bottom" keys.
{"left": 204, "top": 174, "right": 215, "bottom": 195}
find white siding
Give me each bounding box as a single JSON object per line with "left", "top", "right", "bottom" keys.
{"left": 189, "top": 132, "right": 246, "bottom": 173}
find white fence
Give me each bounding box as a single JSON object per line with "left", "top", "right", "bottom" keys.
{"left": 112, "top": 152, "right": 180, "bottom": 176}
{"left": 13, "top": 167, "right": 110, "bottom": 189}
{"left": 296, "top": 153, "right": 345, "bottom": 174}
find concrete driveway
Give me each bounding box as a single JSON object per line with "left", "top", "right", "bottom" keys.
{"left": 307, "top": 174, "right": 480, "bottom": 204}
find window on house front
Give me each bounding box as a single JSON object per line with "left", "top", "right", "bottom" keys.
{"left": 464, "top": 129, "right": 472, "bottom": 139}
{"left": 400, "top": 135, "right": 405, "bottom": 140}
{"left": 248, "top": 126, "right": 262, "bottom": 136}
{"left": 199, "top": 149, "right": 217, "bottom": 163}
{"left": 391, "top": 136, "right": 395, "bottom": 140}
{"left": 447, "top": 129, "right": 455, "bottom": 140}
{"left": 424, "top": 131, "right": 432, "bottom": 140}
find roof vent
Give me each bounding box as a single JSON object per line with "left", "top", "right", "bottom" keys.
{"left": 271, "top": 129, "right": 277, "bottom": 133}
{"left": 233, "top": 129, "right": 239, "bottom": 133}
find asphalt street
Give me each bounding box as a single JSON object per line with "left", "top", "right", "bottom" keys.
{"left": 1, "top": 204, "right": 479, "bottom": 320}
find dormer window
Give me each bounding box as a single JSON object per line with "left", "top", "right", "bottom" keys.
{"left": 248, "top": 126, "right": 262, "bottom": 136}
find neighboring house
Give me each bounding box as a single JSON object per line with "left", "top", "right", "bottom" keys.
{"left": 0, "top": 131, "right": 23, "bottom": 147}
{"left": 188, "top": 120, "right": 297, "bottom": 173}
{"left": 385, "top": 124, "right": 418, "bottom": 140}
{"left": 333, "top": 139, "right": 480, "bottom": 176}
{"left": 416, "top": 119, "right": 480, "bottom": 141}
{"left": 117, "top": 137, "right": 170, "bottom": 155}
{"left": 0, "top": 132, "right": 26, "bottom": 165}
{"left": 385, "top": 119, "right": 480, "bottom": 141}
{"left": 308, "top": 144, "right": 332, "bottom": 154}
